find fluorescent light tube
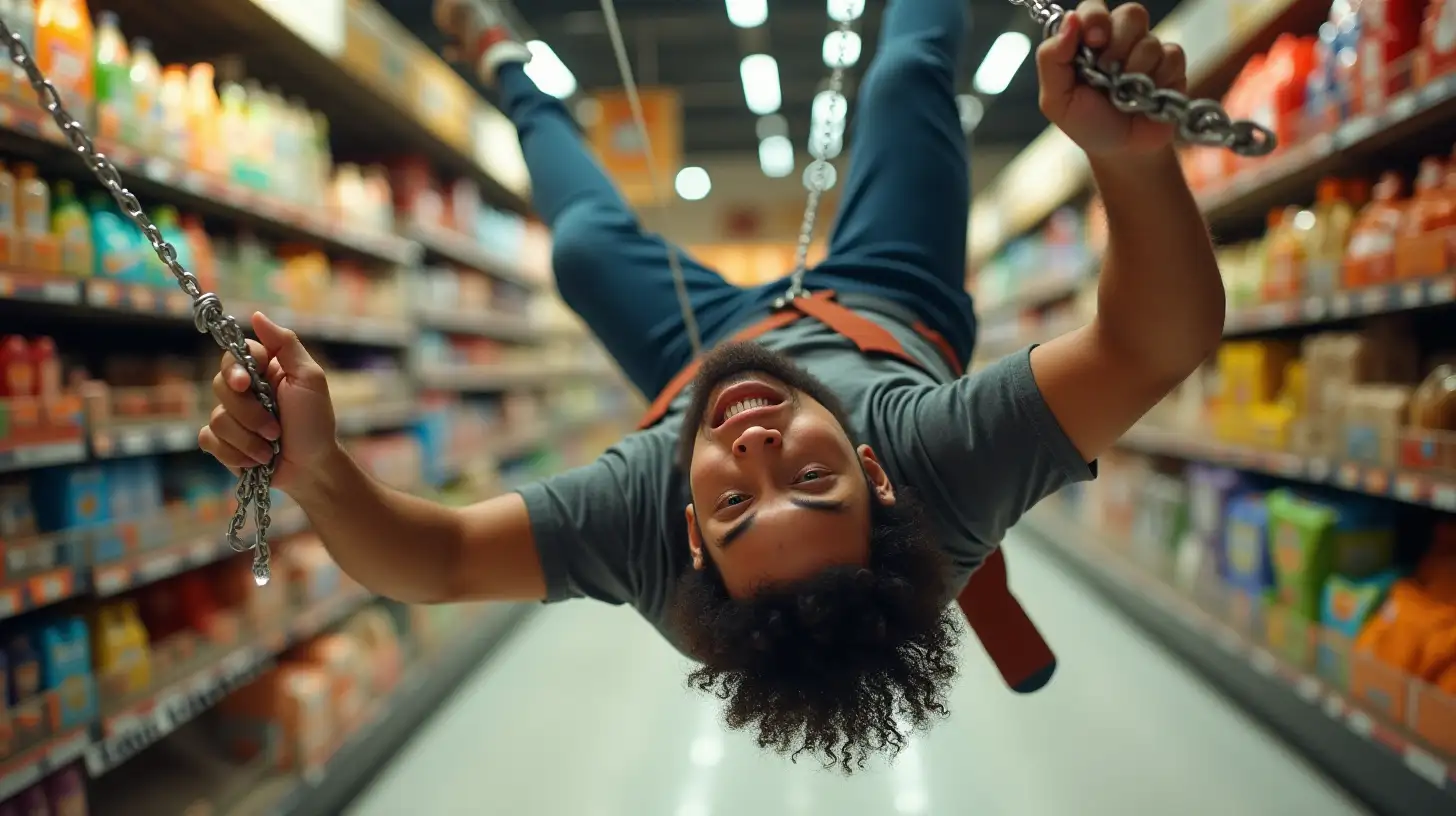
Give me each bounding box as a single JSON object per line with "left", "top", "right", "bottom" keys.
{"left": 972, "top": 32, "right": 1031, "bottom": 96}
{"left": 524, "top": 40, "right": 577, "bottom": 98}
{"left": 725, "top": 0, "right": 768, "bottom": 28}
{"left": 759, "top": 135, "right": 795, "bottom": 178}
{"left": 740, "top": 53, "right": 782, "bottom": 115}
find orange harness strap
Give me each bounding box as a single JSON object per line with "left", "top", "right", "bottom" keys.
{"left": 641, "top": 291, "right": 1056, "bottom": 693}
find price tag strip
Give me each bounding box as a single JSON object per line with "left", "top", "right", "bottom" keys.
{"left": 1023, "top": 506, "right": 1456, "bottom": 799}
{"left": 1119, "top": 426, "right": 1456, "bottom": 515}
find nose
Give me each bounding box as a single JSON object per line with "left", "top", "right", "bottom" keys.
{"left": 732, "top": 426, "right": 782, "bottom": 457}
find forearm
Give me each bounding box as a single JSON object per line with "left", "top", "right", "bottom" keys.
{"left": 1089, "top": 147, "right": 1225, "bottom": 380}
{"left": 287, "top": 446, "right": 466, "bottom": 604}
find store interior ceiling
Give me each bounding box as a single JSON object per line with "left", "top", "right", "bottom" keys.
{"left": 381, "top": 0, "right": 1182, "bottom": 168}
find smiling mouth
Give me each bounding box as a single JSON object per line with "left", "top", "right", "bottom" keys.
{"left": 710, "top": 378, "right": 788, "bottom": 429}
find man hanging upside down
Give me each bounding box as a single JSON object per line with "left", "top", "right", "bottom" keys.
{"left": 200, "top": 0, "right": 1224, "bottom": 771}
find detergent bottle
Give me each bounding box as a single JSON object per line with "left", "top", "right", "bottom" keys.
{"left": 35, "top": 0, "right": 94, "bottom": 127}
{"left": 128, "top": 37, "right": 162, "bottom": 153}
{"left": 87, "top": 190, "right": 145, "bottom": 283}
{"left": 51, "top": 179, "right": 91, "bottom": 278}
{"left": 16, "top": 164, "right": 57, "bottom": 273}
{"left": 159, "top": 64, "right": 191, "bottom": 165}
{"left": 187, "top": 62, "right": 223, "bottom": 176}
{"left": 92, "top": 10, "right": 131, "bottom": 144}
{"left": 1302, "top": 179, "right": 1358, "bottom": 295}
{"left": 1396, "top": 157, "right": 1451, "bottom": 279}
{"left": 1345, "top": 171, "right": 1406, "bottom": 287}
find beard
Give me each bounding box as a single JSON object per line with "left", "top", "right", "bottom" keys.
{"left": 675, "top": 341, "right": 856, "bottom": 473}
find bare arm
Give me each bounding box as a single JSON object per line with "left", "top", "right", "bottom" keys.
{"left": 1029, "top": 2, "right": 1224, "bottom": 461}
{"left": 289, "top": 446, "right": 546, "bottom": 604}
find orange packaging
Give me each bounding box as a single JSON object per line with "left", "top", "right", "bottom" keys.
{"left": 1264, "top": 35, "right": 1318, "bottom": 151}
{"left": 1344, "top": 172, "right": 1406, "bottom": 287}
{"left": 291, "top": 636, "right": 367, "bottom": 736}
{"left": 1417, "top": 0, "right": 1456, "bottom": 83}
{"left": 35, "top": 0, "right": 94, "bottom": 121}
{"left": 1263, "top": 208, "right": 1304, "bottom": 300}
{"left": 219, "top": 666, "right": 333, "bottom": 774}
{"left": 1395, "top": 157, "right": 1453, "bottom": 279}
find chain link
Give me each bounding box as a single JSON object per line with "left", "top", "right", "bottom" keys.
{"left": 0, "top": 19, "right": 277, "bottom": 586}
{"left": 781, "top": 14, "right": 855, "bottom": 304}
{"left": 1009, "top": 0, "right": 1277, "bottom": 156}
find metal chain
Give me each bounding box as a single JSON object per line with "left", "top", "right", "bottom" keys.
{"left": 0, "top": 19, "right": 277, "bottom": 586}
{"left": 781, "top": 14, "right": 855, "bottom": 305}
{"left": 1010, "top": 0, "right": 1277, "bottom": 156}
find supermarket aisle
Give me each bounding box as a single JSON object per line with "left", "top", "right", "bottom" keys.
{"left": 348, "top": 529, "right": 1369, "bottom": 816}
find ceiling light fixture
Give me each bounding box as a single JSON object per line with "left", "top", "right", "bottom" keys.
{"left": 675, "top": 166, "right": 712, "bottom": 200}
{"left": 822, "top": 30, "right": 861, "bottom": 67}
{"left": 725, "top": 0, "right": 768, "bottom": 28}
{"left": 759, "top": 135, "right": 795, "bottom": 178}
{"left": 740, "top": 53, "right": 782, "bottom": 115}
{"left": 523, "top": 40, "right": 577, "bottom": 99}
{"left": 972, "top": 32, "right": 1031, "bottom": 96}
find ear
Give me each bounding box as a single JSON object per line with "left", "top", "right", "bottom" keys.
{"left": 857, "top": 445, "right": 897, "bottom": 506}
{"left": 685, "top": 504, "right": 706, "bottom": 570}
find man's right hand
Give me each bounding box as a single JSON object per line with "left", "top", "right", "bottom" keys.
{"left": 199, "top": 312, "right": 338, "bottom": 492}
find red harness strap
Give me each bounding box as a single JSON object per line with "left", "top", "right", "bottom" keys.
{"left": 640, "top": 290, "right": 1057, "bottom": 693}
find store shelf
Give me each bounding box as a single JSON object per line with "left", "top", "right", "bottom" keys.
{"left": 967, "top": 0, "right": 1316, "bottom": 265}
{"left": 404, "top": 223, "right": 541, "bottom": 290}
{"left": 0, "top": 98, "right": 419, "bottom": 267}
{"left": 416, "top": 363, "right": 618, "bottom": 392}
{"left": 1225, "top": 276, "right": 1456, "bottom": 336}
{"left": 414, "top": 307, "right": 541, "bottom": 343}
{"left": 1198, "top": 73, "right": 1456, "bottom": 225}
{"left": 1020, "top": 503, "right": 1456, "bottom": 815}
{"left": 259, "top": 603, "right": 533, "bottom": 816}
{"left": 1118, "top": 424, "right": 1456, "bottom": 512}
{"left": 82, "top": 587, "right": 377, "bottom": 776}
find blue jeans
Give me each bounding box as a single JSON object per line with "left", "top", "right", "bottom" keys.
{"left": 499, "top": 0, "right": 976, "bottom": 398}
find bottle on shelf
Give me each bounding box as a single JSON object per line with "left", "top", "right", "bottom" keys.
{"left": 218, "top": 77, "right": 251, "bottom": 185}
{"left": 127, "top": 36, "right": 162, "bottom": 153}
{"left": 15, "top": 164, "right": 58, "bottom": 273}
{"left": 1357, "top": 0, "right": 1425, "bottom": 113}
{"left": 1302, "top": 179, "right": 1358, "bottom": 295}
{"left": 92, "top": 9, "right": 131, "bottom": 144}
{"left": 88, "top": 190, "right": 145, "bottom": 283}
{"left": 35, "top": 0, "right": 95, "bottom": 127}
{"left": 1264, "top": 208, "right": 1304, "bottom": 301}
{"left": 1395, "top": 156, "right": 1453, "bottom": 279}
{"left": 1418, "top": 0, "right": 1456, "bottom": 84}
{"left": 187, "top": 62, "right": 223, "bottom": 176}
{"left": 0, "top": 161, "right": 17, "bottom": 267}
{"left": 1344, "top": 171, "right": 1406, "bottom": 288}
{"left": 51, "top": 179, "right": 91, "bottom": 278}
{"left": 7, "top": 0, "right": 35, "bottom": 98}
{"left": 159, "top": 63, "right": 191, "bottom": 166}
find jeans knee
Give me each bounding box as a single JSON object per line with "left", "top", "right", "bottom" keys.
{"left": 862, "top": 44, "right": 953, "bottom": 105}
{"left": 549, "top": 204, "right": 619, "bottom": 303}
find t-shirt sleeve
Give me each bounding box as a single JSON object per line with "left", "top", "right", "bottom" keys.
{"left": 515, "top": 446, "right": 643, "bottom": 607}
{"left": 895, "top": 345, "right": 1096, "bottom": 569}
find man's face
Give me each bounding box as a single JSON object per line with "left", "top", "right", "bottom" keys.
{"left": 676, "top": 343, "right": 895, "bottom": 598}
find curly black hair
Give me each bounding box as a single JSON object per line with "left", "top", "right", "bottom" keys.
{"left": 670, "top": 490, "right": 960, "bottom": 773}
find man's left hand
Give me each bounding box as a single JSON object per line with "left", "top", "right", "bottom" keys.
{"left": 1035, "top": 1, "right": 1186, "bottom": 159}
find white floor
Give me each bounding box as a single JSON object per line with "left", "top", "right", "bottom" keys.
{"left": 348, "top": 529, "right": 1370, "bottom": 816}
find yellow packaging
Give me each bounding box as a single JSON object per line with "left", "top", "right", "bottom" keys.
{"left": 92, "top": 601, "right": 151, "bottom": 698}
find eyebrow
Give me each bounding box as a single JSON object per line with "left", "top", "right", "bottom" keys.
{"left": 717, "top": 497, "right": 846, "bottom": 550}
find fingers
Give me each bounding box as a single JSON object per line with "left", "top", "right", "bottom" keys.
{"left": 1123, "top": 32, "right": 1164, "bottom": 77}
{"left": 199, "top": 424, "right": 266, "bottom": 471}
{"left": 252, "top": 312, "right": 327, "bottom": 390}
{"left": 1075, "top": 1, "right": 1111, "bottom": 49}
{"left": 1036, "top": 10, "right": 1083, "bottom": 109}
{"left": 1153, "top": 43, "right": 1187, "bottom": 92}
{"left": 1098, "top": 2, "right": 1151, "bottom": 72}
{"left": 206, "top": 405, "right": 275, "bottom": 466}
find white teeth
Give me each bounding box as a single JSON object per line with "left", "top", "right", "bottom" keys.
{"left": 723, "top": 397, "right": 770, "bottom": 421}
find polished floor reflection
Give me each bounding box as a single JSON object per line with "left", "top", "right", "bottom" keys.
{"left": 349, "top": 529, "right": 1369, "bottom": 816}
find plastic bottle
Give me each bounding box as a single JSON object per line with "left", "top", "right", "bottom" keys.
{"left": 1264, "top": 208, "right": 1304, "bottom": 300}
{"left": 149, "top": 205, "right": 190, "bottom": 287}
{"left": 15, "top": 164, "right": 55, "bottom": 273}
{"left": 51, "top": 179, "right": 91, "bottom": 277}
{"left": 0, "top": 162, "right": 17, "bottom": 267}
{"left": 1302, "top": 179, "right": 1357, "bottom": 294}
{"left": 35, "top": 0, "right": 95, "bottom": 125}
{"left": 87, "top": 191, "right": 143, "bottom": 282}
{"left": 159, "top": 64, "right": 191, "bottom": 165}
{"left": 0, "top": 0, "right": 15, "bottom": 99}
{"left": 181, "top": 213, "right": 216, "bottom": 294}
{"left": 27, "top": 336, "right": 60, "bottom": 399}
{"left": 1423, "top": 0, "right": 1456, "bottom": 83}
{"left": 186, "top": 62, "right": 222, "bottom": 175}
{"left": 1344, "top": 171, "right": 1406, "bottom": 287}
{"left": 93, "top": 11, "right": 131, "bottom": 144}
{"left": 1359, "top": 0, "right": 1425, "bottom": 113}
{"left": 218, "top": 78, "right": 250, "bottom": 184}
{"left": 128, "top": 37, "right": 162, "bottom": 152}
{"left": 8, "top": 0, "right": 35, "bottom": 96}
{"left": 242, "top": 80, "right": 272, "bottom": 191}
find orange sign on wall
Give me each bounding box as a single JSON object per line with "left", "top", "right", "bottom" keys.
{"left": 587, "top": 88, "right": 682, "bottom": 207}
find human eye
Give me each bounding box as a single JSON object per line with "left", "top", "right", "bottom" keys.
{"left": 795, "top": 467, "right": 833, "bottom": 485}
{"left": 717, "top": 493, "right": 750, "bottom": 510}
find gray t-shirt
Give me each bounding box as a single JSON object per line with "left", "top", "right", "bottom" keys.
{"left": 516, "top": 304, "right": 1095, "bottom": 649}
